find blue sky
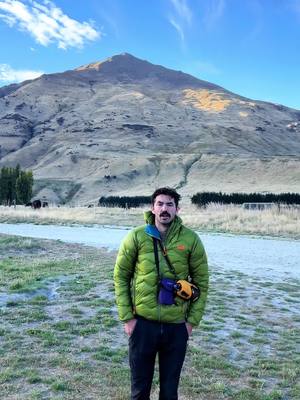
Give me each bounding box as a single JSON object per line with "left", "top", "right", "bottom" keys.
{"left": 0, "top": 0, "right": 299, "bottom": 110}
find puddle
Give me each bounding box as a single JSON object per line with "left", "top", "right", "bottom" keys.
{"left": 0, "top": 276, "right": 70, "bottom": 307}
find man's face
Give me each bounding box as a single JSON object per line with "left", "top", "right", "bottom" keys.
{"left": 151, "top": 194, "right": 178, "bottom": 226}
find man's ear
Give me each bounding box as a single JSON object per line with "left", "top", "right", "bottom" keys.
{"left": 176, "top": 207, "right": 180, "bottom": 215}
{"left": 151, "top": 204, "right": 155, "bottom": 214}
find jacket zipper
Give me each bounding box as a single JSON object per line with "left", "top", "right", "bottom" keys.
{"left": 158, "top": 239, "right": 162, "bottom": 322}
{"left": 158, "top": 238, "right": 167, "bottom": 323}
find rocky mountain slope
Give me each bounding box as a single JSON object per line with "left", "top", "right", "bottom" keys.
{"left": 0, "top": 53, "right": 299, "bottom": 204}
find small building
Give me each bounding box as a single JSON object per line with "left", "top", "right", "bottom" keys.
{"left": 242, "top": 202, "right": 276, "bottom": 210}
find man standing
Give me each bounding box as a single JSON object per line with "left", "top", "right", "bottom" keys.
{"left": 114, "top": 187, "right": 209, "bottom": 400}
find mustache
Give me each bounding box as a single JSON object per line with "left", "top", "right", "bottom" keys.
{"left": 160, "top": 212, "right": 170, "bottom": 217}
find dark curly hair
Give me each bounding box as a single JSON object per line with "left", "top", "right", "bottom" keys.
{"left": 151, "top": 187, "right": 181, "bottom": 208}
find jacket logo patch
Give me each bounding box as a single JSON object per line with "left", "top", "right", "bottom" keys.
{"left": 177, "top": 245, "right": 185, "bottom": 251}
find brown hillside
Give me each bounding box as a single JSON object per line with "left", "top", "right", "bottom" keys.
{"left": 0, "top": 53, "right": 299, "bottom": 204}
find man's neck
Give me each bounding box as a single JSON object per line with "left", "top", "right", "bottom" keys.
{"left": 155, "top": 221, "right": 169, "bottom": 238}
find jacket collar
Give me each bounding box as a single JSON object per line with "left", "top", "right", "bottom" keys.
{"left": 145, "top": 224, "right": 161, "bottom": 239}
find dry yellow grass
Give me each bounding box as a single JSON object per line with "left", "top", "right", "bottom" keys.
{"left": 182, "top": 89, "right": 232, "bottom": 112}
{"left": 0, "top": 205, "right": 144, "bottom": 227}
{"left": 0, "top": 203, "right": 299, "bottom": 239}
{"left": 181, "top": 89, "right": 258, "bottom": 117}
{"left": 181, "top": 203, "right": 300, "bottom": 238}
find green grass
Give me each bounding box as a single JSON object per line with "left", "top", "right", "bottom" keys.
{"left": 51, "top": 380, "right": 71, "bottom": 392}
{"left": 0, "top": 235, "right": 42, "bottom": 250}
{"left": 0, "top": 234, "right": 299, "bottom": 399}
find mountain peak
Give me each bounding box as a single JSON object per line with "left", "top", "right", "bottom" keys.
{"left": 74, "top": 53, "right": 220, "bottom": 90}
{"left": 75, "top": 53, "right": 149, "bottom": 72}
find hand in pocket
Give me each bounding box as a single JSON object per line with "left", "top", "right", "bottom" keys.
{"left": 124, "top": 319, "right": 137, "bottom": 336}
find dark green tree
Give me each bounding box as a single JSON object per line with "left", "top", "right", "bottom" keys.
{"left": 191, "top": 191, "right": 300, "bottom": 207}
{"left": 0, "top": 166, "right": 34, "bottom": 205}
{"left": 98, "top": 196, "right": 151, "bottom": 208}
{"left": 0, "top": 167, "right": 11, "bottom": 205}
{"left": 16, "top": 170, "right": 33, "bottom": 204}
{"left": 10, "top": 164, "right": 20, "bottom": 204}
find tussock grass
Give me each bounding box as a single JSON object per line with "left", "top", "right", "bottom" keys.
{"left": 0, "top": 204, "right": 144, "bottom": 227}
{"left": 182, "top": 203, "right": 300, "bottom": 239}
{"left": 0, "top": 203, "right": 300, "bottom": 238}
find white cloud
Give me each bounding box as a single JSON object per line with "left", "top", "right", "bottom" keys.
{"left": 93, "top": 0, "right": 120, "bottom": 39}
{"left": 0, "top": 64, "right": 43, "bottom": 83}
{"left": 167, "top": 0, "right": 193, "bottom": 46}
{"left": 0, "top": 0, "right": 100, "bottom": 49}
{"left": 169, "top": 17, "right": 185, "bottom": 43}
{"left": 170, "top": 0, "right": 192, "bottom": 25}
{"left": 204, "top": 0, "right": 226, "bottom": 30}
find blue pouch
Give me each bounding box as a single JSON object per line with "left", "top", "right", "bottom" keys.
{"left": 158, "top": 278, "right": 176, "bottom": 305}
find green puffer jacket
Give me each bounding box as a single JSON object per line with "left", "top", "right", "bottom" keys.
{"left": 114, "top": 211, "right": 209, "bottom": 326}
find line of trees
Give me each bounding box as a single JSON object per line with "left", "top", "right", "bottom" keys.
{"left": 191, "top": 191, "right": 300, "bottom": 207}
{"left": 98, "top": 196, "right": 151, "bottom": 208}
{"left": 0, "top": 165, "right": 33, "bottom": 205}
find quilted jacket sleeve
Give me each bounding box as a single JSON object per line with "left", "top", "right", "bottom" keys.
{"left": 187, "top": 234, "right": 209, "bottom": 326}
{"left": 114, "top": 230, "right": 138, "bottom": 322}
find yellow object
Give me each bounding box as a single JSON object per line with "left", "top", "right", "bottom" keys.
{"left": 176, "top": 280, "right": 200, "bottom": 302}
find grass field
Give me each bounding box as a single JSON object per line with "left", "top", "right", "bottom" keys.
{"left": 0, "top": 234, "right": 299, "bottom": 399}
{"left": 0, "top": 203, "right": 299, "bottom": 239}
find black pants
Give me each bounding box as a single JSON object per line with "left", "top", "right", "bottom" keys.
{"left": 129, "top": 317, "right": 189, "bottom": 400}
